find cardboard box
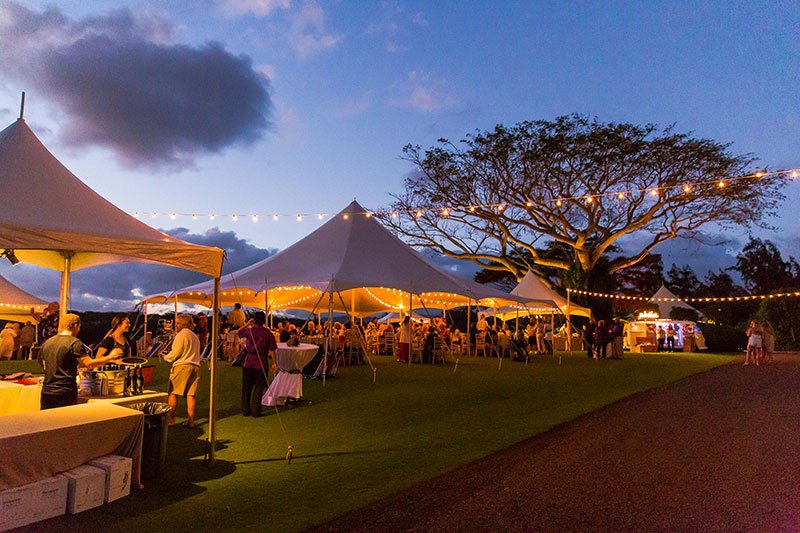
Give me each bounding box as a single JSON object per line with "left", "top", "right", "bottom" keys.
{"left": 63, "top": 465, "right": 106, "bottom": 514}
{"left": 31, "top": 474, "right": 69, "bottom": 522}
{"left": 88, "top": 455, "right": 132, "bottom": 502}
{"left": 0, "top": 483, "right": 37, "bottom": 530}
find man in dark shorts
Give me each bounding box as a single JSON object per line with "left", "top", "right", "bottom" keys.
{"left": 40, "top": 313, "right": 122, "bottom": 409}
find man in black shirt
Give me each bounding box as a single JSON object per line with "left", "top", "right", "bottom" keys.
{"left": 40, "top": 313, "right": 121, "bottom": 410}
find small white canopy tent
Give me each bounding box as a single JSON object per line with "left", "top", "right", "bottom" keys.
{"left": 650, "top": 284, "right": 700, "bottom": 319}
{"left": 0, "top": 273, "right": 47, "bottom": 323}
{"left": 0, "top": 108, "right": 225, "bottom": 463}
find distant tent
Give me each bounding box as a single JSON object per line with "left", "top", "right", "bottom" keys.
{"left": 492, "top": 270, "right": 591, "bottom": 319}
{"left": 0, "top": 274, "right": 46, "bottom": 323}
{"left": 651, "top": 285, "right": 699, "bottom": 319}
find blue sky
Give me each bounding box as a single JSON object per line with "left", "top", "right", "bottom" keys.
{"left": 0, "top": 0, "right": 798, "bottom": 310}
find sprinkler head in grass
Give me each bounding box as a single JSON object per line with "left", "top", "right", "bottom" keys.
{"left": 286, "top": 445, "right": 294, "bottom": 464}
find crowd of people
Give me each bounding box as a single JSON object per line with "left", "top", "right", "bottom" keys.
{"left": 582, "top": 317, "right": 625, "bottom": 359}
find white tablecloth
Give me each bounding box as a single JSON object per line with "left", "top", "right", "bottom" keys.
{"left": 263, "top": 343, "right": 318, "bottom": 406}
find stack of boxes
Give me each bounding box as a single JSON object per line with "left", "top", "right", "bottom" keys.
{"left": 0, "top": 454, "right": 132, "bottom": 530}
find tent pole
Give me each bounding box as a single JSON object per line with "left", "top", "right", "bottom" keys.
{"left": 323, "top": 291, "right": 333, "bottom": 386}
{"left": 566, "top": 289, "right": 572, "bottom": 352}
{"left": 174, "top": 294, "right": 178, "bottom": 330}
{"left": 335, "top": 291, "right": 375, "bottom": 371}
{"left": 143, "top": 303, "right": 148, "bottom": 355}
{"left": 58, "top": 252, "right": 73, "bottom": 323}
{"left": 408, "top": 291, "right": 413, "bottom": 367}
{"left": 207, "top": 277, "right": 220, "bottom": 466}
{"left": 467, "top": 299, "right": 472, "bottom": 357}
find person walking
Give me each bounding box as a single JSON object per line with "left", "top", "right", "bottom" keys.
{"left": 594, "top": 320, "right": 608, "bottom": 359}
{"left": 656, "top": 326, "right": 666, "bottom": 353}
{"left": 584, "top": 318, "right": 596, "bottom": 359}
{"left": 398, "top": 315, "right": 412, "bottom": 362}
{"left": 19, "top": 321, "right": 35, "bottom": 360}
{"left": 164, "top": 314, "right": 201, "bottom": 428}
{"left": 666, "top": 325, "right": 676, "bottom": 352}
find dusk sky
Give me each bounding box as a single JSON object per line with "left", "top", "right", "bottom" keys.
{"left": 0, "top": 0, "right": 798, "bottom": 310}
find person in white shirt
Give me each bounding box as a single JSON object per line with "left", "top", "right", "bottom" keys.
{"left": 164, "top": 314, "right": 201, "bottom": 428}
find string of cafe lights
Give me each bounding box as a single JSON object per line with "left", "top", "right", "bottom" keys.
{"left": 131, "top": 168, "right": 799, "bottom": 223}
{"left": 567, "top": 288, "right": 800, "bottom": 303}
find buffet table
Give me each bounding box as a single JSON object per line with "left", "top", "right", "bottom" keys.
{"left": 83, "top": 390, "right": 168, "bottom": 407}
{"left": 0, "top": 402, "right": 144, "bottom": 491}
{"left": 263, "top": 343, "right": 319, "bottom": 406}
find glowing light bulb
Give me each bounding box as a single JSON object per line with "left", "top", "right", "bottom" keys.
{"left": 618, "top": 192, "right": 625, "bottom": 200}
{"left": 717, "top": 180, "right": 726, "bottom": 188}
{"left": 755, "top": 171, "right": 764, "bottom": 178}
{"left": 296, "top": 214, "right": 302, "bottom": 222}
{"left": 151, "top": 212, "right": 158, "bottom": 218}
{"left": 586, "top": 196, "right": 593, "bottom": 204}
{"left": 273, "top": 214, "right": 279, "bottom": 221}
{"left": 391, "top": 211, "right": 398, "bottom": 219}
{"left": 318, "top": 213, "right": 324, "bottom": 220}
{"left": 365, "top": 212, "right": 372, "bottom": 218}
{"left": 170, "top": 213, "right": 177, "bottom": 220}
{"left": 791, "top": 171, "right": 799, "bottom": 179}
{"left": 232, "top": 214, "right": 238, "bottom": 222}
{"left": 683, "top": 185, "right": 691, "bottom": 193}
{"left": 442, "top": 208, "right": 449, "bottom": 217}
{"left": 251, "top": 215, "right": 259, "bottom": 222}
{"left": 133, "top": 212, "right": 140, "bottom": 218}
{"left": 191, "top": 214, "right": 198, "bottom": 220}
{"left": 343, "top": 214, "right": 349, "bottom": 220}
{"left": 649, "top": 189, "right": 658, "bottom": 197}
{"left": 416, "top": 210, "right": 423, "bottom": 218}
{"left": 469, "top": 206, "right": 476, "bottom": 213}
{"left": 555, "top": 199, "right": 562, "bottom": 207}
{"left": 497, "top": 203, "right": 504, "bottom": 212}
{"left": 209, "top": 214, "right": 216, "bottom": 220}
{"left": 525, "top": 201, "right": 533, "bottom": 207}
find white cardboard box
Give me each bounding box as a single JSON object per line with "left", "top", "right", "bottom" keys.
{"left": 88, "top": 455, "right": 132, "bottom": 502}
{"left": 30, "top": 474, "right": 69, "bottom": 523}
{"left": 62, "top": 465, "right": 106, "bottom": 514}
{"left": 0, "top": 483, "right": 37, "bottom": 531}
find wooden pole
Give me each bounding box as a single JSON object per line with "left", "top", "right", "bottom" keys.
{"left": 207, "top": 277, "right": 220, "bottom": 466}
{"left": 58, "top": 253, "right": 72, "bottom": 323}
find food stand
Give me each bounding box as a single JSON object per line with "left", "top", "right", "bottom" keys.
{"left": 624, "top": 311, "right": 707, "bottom": 352}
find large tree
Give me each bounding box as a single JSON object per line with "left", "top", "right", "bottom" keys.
{"left": 382, "top": 115, "right": 785, "bottom": 286}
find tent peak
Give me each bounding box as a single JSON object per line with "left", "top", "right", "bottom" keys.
{"left": 19, "top": 92, "right": 25, "bottom": 120}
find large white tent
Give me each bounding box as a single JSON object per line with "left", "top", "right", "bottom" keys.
{"left": 0, "top": 273, "right": 47, "bottom": 323}
{"left": 0, "top": 107, "right": 225, "bottom": 463}
{"left": 490, "top": 271, "right": 591, "bottom": 320}
{"left": 651, "top": 284, "right": 700, "bottom": 319}
{"left": 144, "top": 200, "right": 544, "bottom": 315}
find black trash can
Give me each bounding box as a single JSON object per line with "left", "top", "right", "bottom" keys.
{"left": 128, "top": 402, "right": 171, "bottom": 479}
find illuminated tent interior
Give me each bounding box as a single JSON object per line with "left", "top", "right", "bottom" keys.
{"left": 493, "top": 270, "right": 592, "bottom": 320}
{"left": 143, "top": 201, "right": 548, "bottom": 316}
{"left": 651, "top": 284, "right": 700, "bottom": 318}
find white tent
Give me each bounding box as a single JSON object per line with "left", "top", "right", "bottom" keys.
{"left": 377, "top": 310, "right": 438, "bottom": 323}
{"left": 0, "top": 108, "right": 225, "bottom": 463}
{"left": 650, "top": 285, "right": 700, "bottom": 319}
{"left": 0, "top": 273, "right": 46, "bottom": 323}
{"left": 511, "top": 271, "right": 592, "bottom": 318}
{"left": 144, "top": 200, "right": 542, "bottom": 315}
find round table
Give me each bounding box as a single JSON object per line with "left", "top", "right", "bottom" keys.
{"left": 262, "top": 343, "right": 319, "bottom": 406}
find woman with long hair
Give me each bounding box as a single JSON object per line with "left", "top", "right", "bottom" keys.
{"left": 95, "top": 314, "right": 133, "bottom": 360}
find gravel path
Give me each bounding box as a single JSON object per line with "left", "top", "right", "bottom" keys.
{"left": 312, "top": 354, "right": 800, "bottom": 532}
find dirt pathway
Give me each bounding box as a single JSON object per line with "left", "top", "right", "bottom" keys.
{"left": 313, "top": 354, "right": 800, "bottom": 532}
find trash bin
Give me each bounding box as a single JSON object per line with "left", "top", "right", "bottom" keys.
{"left": 128, "top": 402, "right": 171, "bottom": 479}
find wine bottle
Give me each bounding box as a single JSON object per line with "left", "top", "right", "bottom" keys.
{"left": 123, "top": 369, "right": 131, "bottom": 397}
{"left": 136, "top": 368, "right": 144, "bottom": 394}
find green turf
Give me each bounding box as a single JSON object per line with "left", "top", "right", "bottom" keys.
{"left": 3, "top": 351, "right": 732, "bottom": 532}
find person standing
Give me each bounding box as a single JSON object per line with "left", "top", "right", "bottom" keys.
{"left": 744, "top": 320, "right": 763, "bottom": 366}
{"left": 398, "top": 315, "right": 412, "bottom": 362}
{"left": 656, "top": 326, "right": 666, "bottom": 353}
{"left": 610, "top": 318, "right": 624, "bottom": 359}
{"left": 583, "top": 318, "right": 596, "bottom": 359}
{"left": 238, "top": 312, "right": 277, "bottom": 417}
{"left": 666, "top": 325, "right": 676, "bottom": 352}
{"left": 34, "top": 302, "right": 60, "bottom": 344}
{"left": 95, "top": 315, "right": 133, "bottom": 360}
{"left": 195, "top": 312, "right": 209, "bottom": 351}
{"left": 761, "top": 320, "right": 776, "bottom": 363}
{"left": 19, "top": 321, "right": 35, "bottom": 359}
{"left": 164, "top": 314, "right": 201, "bottom": 428}
{"left": 593, "top": 320, "right": 608, "bottom": 359}
{"left": 227, "top": 303, "right": 247, "bottom": 330}
{"left": 40, "top": 314, "right": 121, "bottom": 409}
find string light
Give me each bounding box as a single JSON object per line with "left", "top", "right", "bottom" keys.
{"left": 296, "top": 214, "right": 302, "bottom": 222}
{"left": 128, "top": 168, "right": 799, "bottom": 223}
{"left": 567, "top": 287, "right": 800, "bottom": 303}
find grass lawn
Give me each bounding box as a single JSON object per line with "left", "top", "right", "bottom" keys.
{"left": 4, "top": 351, "right": 732, "bottom": 532}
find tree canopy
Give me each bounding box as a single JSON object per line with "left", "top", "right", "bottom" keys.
{"left": 382, "top": 115, "right": 786, "bottom": 286}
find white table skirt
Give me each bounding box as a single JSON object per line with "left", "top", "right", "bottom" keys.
{"left": 263, "top": 343, "right": 318, "bottom": 406}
